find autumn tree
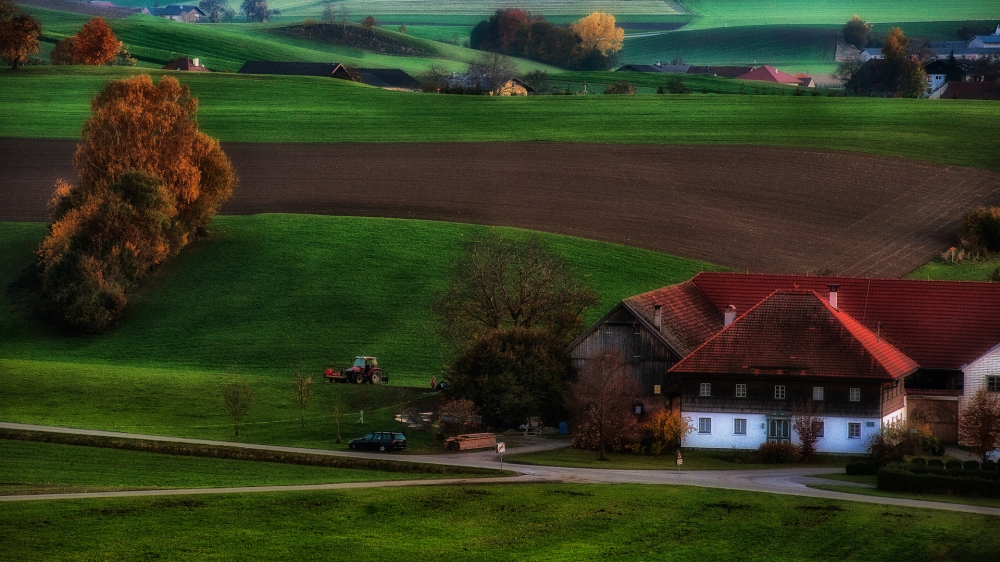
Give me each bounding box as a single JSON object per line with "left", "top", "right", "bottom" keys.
{"left": 438, "top": 398, "right": 479, "bottom": 437}
{"left": 35, "top": 74, "right": 235, "bottom": 332}
{"left": 447, "top": 327, "right": 575, "bottom": 427}
{"left": 50, "top": 36, "right": 78, "bottom": 65}
{"left": 959, "top": 389, "right": 1000, "bottom": 463}
{"left": 0, "top": 1, "right": 42, "bottom": 70}
{"left": 241, "top": 0, "right": 271, "bottom": 22}
{"left": 566, "top": 349, "right": 641, "bottom": 460}
{"left": 571, "top": 12, "right": 623, "bottom": 56}
{"left": 75, "top": 17, "right": 120, "bottom": 65}
{"left": 632, "top": 409, "right": 693, "bottom": 455}
{"left": 842, "top": 15, "right": 870, "bottom": 49}
{"left": 361, "top": 15, "right": 375, "bottom": 30}
{"left": 221, "top": 370, "right": 254, "bottom": 437}
{"left": 293, "top": 370, "right": 313, "bottom": 430}
{"left": 432, "top": 229, "right": 599, "bottom": 349}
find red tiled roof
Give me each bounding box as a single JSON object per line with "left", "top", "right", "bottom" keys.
{"left": 670, "top": 290, "right": 918, "bottom": 380}
{"left": 624, "top": 281, "right": 721, "bottom": 356}
{"left": 736, "top": 65, "right": 801, "bottom": 84}
{"left": 940, "top": 82, "right": 1000, "bottom": 101}
{"left": 690, "top": 272, "right": 1000, "bottom": 370}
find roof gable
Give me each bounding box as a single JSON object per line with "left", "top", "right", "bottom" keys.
{"left": 670, "top": 290, "right": 918, "bottom": 380}
{"left": 623, "top": 281, "right": 722, "bottom": 356}
{"left": 736, "top": 65, "right": 800, "bottom": 84}
{"left": 690, "top": 272, "right": 1000, "bottom": 369}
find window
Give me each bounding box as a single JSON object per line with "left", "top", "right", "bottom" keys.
{"left": 988, "top": 376, "right": 1000, "bottom": 392}
{"left": 850, "top": 388, "right": 861, "bottom": 402}
{"left": 699, "top": 418, "right": 712, "bottom": 434}
{"left": 633, "top": 324, "right": 641, "bottom": 335}
{"left": 816, "top": 421, "right": 824, "bottom": 438}
{"left": 735, "top": 384, "right": 747, "bottom": 398}
{"left": 848, "top": 423, "right": 861, "bottom": 439}
{"left": 700, "top": 383, "right": 711, "bottom": 397}
{"left": 813, "top": 386, "right": 824, "bottom": 401}
{"left": 774, "top": 385, "right": 786, "bottom": 399}
{"left": 734, "top": 419, "right": 747, "bottom": 435}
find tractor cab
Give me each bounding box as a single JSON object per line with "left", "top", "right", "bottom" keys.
{"left": 353, "top": 356, "right": 378, "bottom": 371}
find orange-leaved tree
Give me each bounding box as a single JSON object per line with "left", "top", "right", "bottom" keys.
{"left": 571, "top": 12, "right": 624, "bottom": 56}
{"left": 74, "top": 17, "right": 120, "bottom": 65}
{"left": 38, "top": 74, "right": 235, "bottom": 332}
{"left": 0, "top": 0, "right": 42, "bottom": 70}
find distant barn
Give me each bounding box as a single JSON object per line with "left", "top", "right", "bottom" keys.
{"left": 356, "top": 68, "right": 419, "bottom": 90}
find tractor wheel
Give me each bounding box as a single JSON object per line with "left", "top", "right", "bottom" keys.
{"left": 354, "top": 372, "right": 364, "bottom": 384}
{"left": 370, "top": 370, "right": 382, "bottom": 385}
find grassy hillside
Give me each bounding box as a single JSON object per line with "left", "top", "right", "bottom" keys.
{"left": 22, "top": 8, "right": 557, "bottom": 73}
{"left": 0, "top": 216, "right": 720, "bottom": 381}
{"left": 679, "top": 0, "right": 1000, "bottom": 29}
{"left": 3, "top": 67, "right": 1000, "bottom": 169}
{"left": 548, "top": 71, "right": 798, "bottom": 95}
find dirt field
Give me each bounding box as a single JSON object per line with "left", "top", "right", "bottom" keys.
{"left": 4, "top": 139, "right": 999, "bottom": 278}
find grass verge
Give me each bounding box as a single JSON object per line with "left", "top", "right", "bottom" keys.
{"left": 2, "top": 483, "right": 998, "bottom": 560}
{"left": 506, "top": 447, "right": 858, "bottom": 470}
{"left": 0, "top": 437, "right": 501, "bottom": 496}
{"left": 808, "top": 482, "right": 1000, "bottom": 510}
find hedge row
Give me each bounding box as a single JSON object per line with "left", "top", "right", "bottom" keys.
{"left": 845, "top": 459, "right": 884, "bottom": 475}
{"left": 877, "top": 463, "right": 1000, "bottom": 497}
{"left": 0, "top": 429, "right": 506, "bottom": 476}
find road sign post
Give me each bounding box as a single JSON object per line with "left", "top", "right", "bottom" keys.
{"left": 676, "top": 450, "right": 683, "bottom": 483}
{"left": 497, "top": 442, "right": 506, "bottom": 470}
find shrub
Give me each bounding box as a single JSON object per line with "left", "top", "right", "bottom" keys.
{"left": 962, "top": 207, "right": 1000, "bottom": 254}
{"left": 604, "top": 81, "right": 635, "bottom": 94}
{"left": 945, "top": 460, "right": 963, "bottom": 470}
{"left": 983, "top": 460, "right": 998, "bottom": 472}
{"left": 964, "top": 460, "right": 980, "bottom": 471}
{"left": 630, "top": 409, "right": 693, "bottom": 456}
{"left": 910, "top": 457, "right": 927, "bottom": 466}
{"left": 754, "top": 442, "right": 801, "bottom": 464}
{"left": 928, "top": 459, "right": 944, "bottom": 468}
{"left": 846, "top": 459, "right": 884, "bottom": 475}
{"left": 877, "top": 463, "right": 1000, "bottom": 497}
{"left": 667, "top": 76, "right": 690, "bottom": 94}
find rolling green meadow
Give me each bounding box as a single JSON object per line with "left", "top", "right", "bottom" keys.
{"left": 3, "top": 484, "right": 999, "bottom": 561}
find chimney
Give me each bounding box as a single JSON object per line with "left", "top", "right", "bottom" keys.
{"left": 723, "top": 305, "right": 736, "bottom": 327}
{"left": 653, "top": 305, "right": 661, "bottom": 331}
{"left": 827, "top": 284, "right": 840, "bottom": 309}
{"left": 192, "top": 58, "right": 199, "bottom": 67}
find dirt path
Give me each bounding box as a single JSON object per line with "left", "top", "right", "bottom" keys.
{"left": 4, "top": 139, "right": 999, "bottom": 277}
{"left": 3, "top": 422, "right": 999, "bottom": 516}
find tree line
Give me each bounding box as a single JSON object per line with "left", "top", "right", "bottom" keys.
{"left": 470, "top": 9, "right": 623, "bottom": 71}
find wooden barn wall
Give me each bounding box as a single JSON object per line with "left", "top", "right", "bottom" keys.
{"left": 570, "top": 307, "right": 679, "bottom": 395}
{"left": 681, "top": 377, "right": 883, "bottom": 418}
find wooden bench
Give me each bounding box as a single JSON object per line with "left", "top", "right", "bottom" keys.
{"left": 445, "top": 433, "right": 497, "bottom": 451}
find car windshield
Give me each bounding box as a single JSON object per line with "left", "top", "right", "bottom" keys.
{"left": 353, "top": 357, "right": 365, "bottom": 368}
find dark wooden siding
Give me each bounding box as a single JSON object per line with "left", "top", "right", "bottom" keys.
{"left": 570, "top": 306, "right": 679, "bottom": 395}
{"left": 681, "top": 376, "right": 883, "bottom": 417}
{"left": 881, "top": 379, "right": 905, "bottom": 417}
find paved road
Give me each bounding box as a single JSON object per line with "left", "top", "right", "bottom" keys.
{"left": 3, "top": 422, "right": 999, "bottom": 516}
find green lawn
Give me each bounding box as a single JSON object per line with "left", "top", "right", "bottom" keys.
{"left": 0, "top": 439, "right": 473, "bottom": 495}
{"left": 3, "top": 67, "right": 1000, "bottom": 169}
{"left": 507, "top": 447, "right": 858, "bottom": 470}
{"left": 905, "top": 257, "right": 1000, "bottom": 282}
{"left": 679, "top": 0, "right": 1000, "bottom": 29}
{"left": 550, "top": 70, "right": 806, "bottom": 95}
{"left": 2, "top": 483, "right": 998, "bottom": 560}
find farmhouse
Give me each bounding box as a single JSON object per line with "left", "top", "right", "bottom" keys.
{"left": 686, "top": 65, "right": 753, "bottom": 78}
{"left": 443, "top": 74, "right": 535, "bottom": 95}
{"left": 237, "top": 61, "right": 352, "bottom": 79}
{"left": 568, "top": 273, "right": 1000, "bottom": 451}
{"left": 356, "top": 68, "right": 419, "bottom": 90}
{"left": 967, "top": 25, "right": 1000, "bottom": 49}
{"left": 932, "top": 81, "right": 1000, "bottom": 101}
{"left": 617, "top": 62, "right": 690, "bottom": 74}
{"left": 152, "top": 5, "right": 205, "bottom": 22}
{"left": 162, "top": 57, "right": 209, "bottom": 72}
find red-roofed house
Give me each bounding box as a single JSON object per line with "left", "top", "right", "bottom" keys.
{"left": 567, "top": 272, "right": 1000, "bottom": 449}
{"left": 736, "top": 65, "right": 815, "bottom": 88}
{"left": 162, "top": 57, "right": 209, "bottom": 72}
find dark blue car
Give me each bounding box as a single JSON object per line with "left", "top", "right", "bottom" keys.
{"left": 349, "top": 432, "right": 407, "bottom": 452}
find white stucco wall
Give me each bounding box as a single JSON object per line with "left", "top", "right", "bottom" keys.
{"left": 682, "top": 410, "right": 878, "bottom": 454}
{"left": 882, "top": 405, "right": 906, "bottom": 427}
{"left": 962, "top": 343, "right": 1000, "bottom": 412}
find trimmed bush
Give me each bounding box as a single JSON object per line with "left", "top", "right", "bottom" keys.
{"left": 928, "top": 459, "right": 944, "bottom": 468}
{"left": 946, "top": 460, "right": 963, "bottom": 470}
{"left": 910, "top": 457, "right": 926, "bottom": 466}
{"left": 877, "top": 463, "right": 1000, "bottom": 497}
{"left": 604, "top": 81, "right": 635, "bottom": 95}
{"left": 964, "top": 460, "right": 980, "bottom": 471}
{"left": 846, "top": 459, "right": 884, "bottom": 475}
{"left": 984, "top": 460, "right": 998, "bottom": 472}
{"left": 754, "top": 442, "right": 801, "bottom": 464}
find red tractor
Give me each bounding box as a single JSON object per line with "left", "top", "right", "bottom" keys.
{"left": 324, "top": 356, "right": 386, "bottom": 384}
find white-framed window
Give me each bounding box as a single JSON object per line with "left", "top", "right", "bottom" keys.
{"left": 816, "top": 421, "right": 824, "bottom": 438}
{"left": 700, "top": 383, "right": 711, "bottom": 397}
{"left": 734, "top": 418, "right": 747, "bottom": 435}
{"left": 699, "top": 418, "right": 712, "bottom": 434}
{"left": 735, "top": 384, "right": 747, "bottom": 398}
{"left": 812, "top": 386, "right": 824, "bottom": 401}
{"left": 850, "top": 388, "right": 861, "bottom": 402}
{"left": 774, "top": 385, "right": 786, "bottom": 399}
{"left": 848, "top": 423, "right": 861, "bottom": 439}
{"left": 988, "top": 376, "right": 999, "bottom": 392}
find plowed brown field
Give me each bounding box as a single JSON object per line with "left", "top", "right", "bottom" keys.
{"left": 4, "top": 139, "right": 1000, "bottom": 278}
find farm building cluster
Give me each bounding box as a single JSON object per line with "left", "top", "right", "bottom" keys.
{"left": 617, "top": 62, "right": 816, "bottom": 88}
{"left": 568, "top": 273, "right": 1000, "bottom": 454}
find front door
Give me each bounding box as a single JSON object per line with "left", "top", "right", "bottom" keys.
{"left": 768, "top": 419, "right": 790, "bottom": 443}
